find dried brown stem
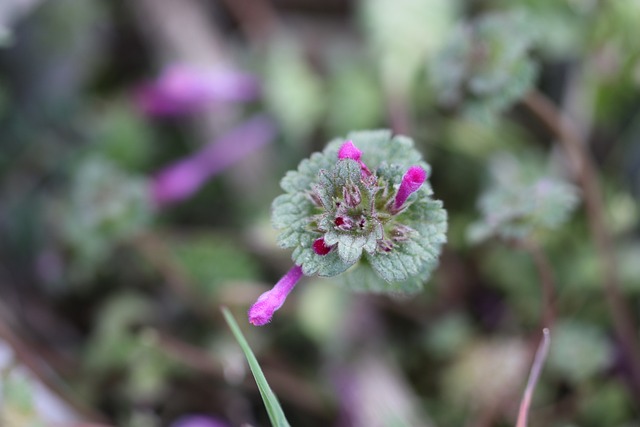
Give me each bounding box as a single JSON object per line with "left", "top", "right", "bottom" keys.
{"left": 523, "top": 90, "right": 640, "bottom": 393}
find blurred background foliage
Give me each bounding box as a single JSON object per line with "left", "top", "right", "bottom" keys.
{"left": 0, "top": 0, "right": 639, "bottom": 426}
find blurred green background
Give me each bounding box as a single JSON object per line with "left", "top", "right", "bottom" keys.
{"left": 1, "top": 0, "right": 639, "bottom": 426}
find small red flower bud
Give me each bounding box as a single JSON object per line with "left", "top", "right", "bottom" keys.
{"left": 334, "top": 216, "right": 353, "bottom": 230}
{"left": 312, "top": 238, "right": 332, "bottom": 255}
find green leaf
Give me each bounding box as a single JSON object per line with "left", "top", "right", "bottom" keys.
{"left": 337, "top": 234, "right": 367, "bottom": 264}
{"left": 367, "top": 240, "right": 426, "bottom": 282}
{"left": 280, "top": 150, "right": 337, "bottom": 194}
{"left": 271, "top": 193, "right": 315, "bottom": 249}
{"left": 339, "top": 260, "right": 425, "bottom": 294}
{"left": 292, "top": 233, "right": 353, "bottom": 277}
{"left": 498, "top": 0, "right": 594, "bottom": 57}
{"left": 333, "top": 159, "right": 362, "bottom": 187}
{"left": 428, "top": 10, "right": 538, "bottom": 119}
{"left": 468, "top": 152, "right": 579, "bottom": 243}
{"left": 547, "top": 320, "right": 612, "bottom": 385}
{"left": 222, "top": 308, "right": 291, "bottom": 427}
{"left": 368, "top": 196, "right": 447, "bottom": 284}
{"left": 62, "top": 157, "right": 152, "bottom": 281}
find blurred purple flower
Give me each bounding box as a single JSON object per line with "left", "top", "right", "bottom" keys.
{"left": 135, "top": 65, "right": 260, "bottom": 117}
{"left": 170, "top": 415, "right": 229, "bottom": 427}
{"left": 151, "top": 114, "right": 276, "bottom": 207}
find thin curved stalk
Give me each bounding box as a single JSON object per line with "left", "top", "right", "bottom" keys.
{"left": 516, "top": 328, "right": 551, "bottom": 427}
{"left": 523, "top": 90, "right": 640, "bottom": 394}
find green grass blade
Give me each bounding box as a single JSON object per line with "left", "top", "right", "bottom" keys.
{"left": 222, "top": 307, "right": 291, "bottom": 427}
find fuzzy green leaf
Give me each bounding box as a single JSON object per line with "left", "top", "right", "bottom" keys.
{"left": 337, "top": 234, "right": 368, "bottom": 264}
{"left": 62, "top": 157, "right": 152, "bottom": 282}
{"left": 280, "top": 150, "right": 338, "bottom": 194}
{"left": 369, "top": 197, "right": 447, "bottom": 283}
{"left": 340, "top": 261, "right": 425, "bottom": 294}
{"left": 292, "top": 233, "right": 354, "bottom": 277}
{"left": 468, "top": 152, "right": 579, "bottom": 242}
{"left": 271, "top": 192, "right": 314, "bottom": 248}
{"left": 429, "top": 11, "right": 538, "bottom": 119}
{"left": 547, "top": 320, "right": 612, "bottom": 385}
{"left": 333, "top": 159, "right": 363, "bottom": 187}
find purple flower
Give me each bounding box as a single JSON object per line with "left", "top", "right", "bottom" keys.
{"left": 394, "top": 166, "right": 426, "bottom": 210}
{"left": 338, "top": 140, "right": 362, "bottom": 161}
{"left": 135, "top": 65, "right": 260, "bottom": 117}
{"left": 170, "top": 415, "right": 229, "bottom": 427}
{"left": 248, "top": 265, "right": 304, "bottom": 326}
{"left": 151, "top": 115, "right": 276, "bottom": 207}
{"left": 338, "top": 140, "right": 372, "bottom": 177}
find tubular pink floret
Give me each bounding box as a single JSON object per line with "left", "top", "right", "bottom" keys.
{"left": 248, "top": 265, "right": 304, "bottom": 326}
{"left": 338, "top": 140, "right": 373, "bottom": 177}
{"left": 338, "top": 140, "right": 362, "bottom": 161}
{"left": 394, "top": 166, "right": 427, "bottom": 209}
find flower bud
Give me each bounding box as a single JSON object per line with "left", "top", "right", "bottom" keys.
{"left": 313, "top": 238, "right": 333, "bottom": 255}
{"left": 334, "top": 216, "right": 354, "bottom": 231}
{"left": 338, "top": 140, "right": 362, "bottom": 161}
{"left": 394, "top": 166, "right": 427, "bottom": 209}
{"left": 377, "top": 239, "right": 394, "bottom": 253}
{"left": 343, "top": 183, "right": 362, "bottom": 208}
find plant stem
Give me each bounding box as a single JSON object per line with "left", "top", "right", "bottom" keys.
{"left": 523, "top": 90, "right": 640, "bottom": 393}
{"left": 516, "top": 328, "right": 551, "bottom": 427}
